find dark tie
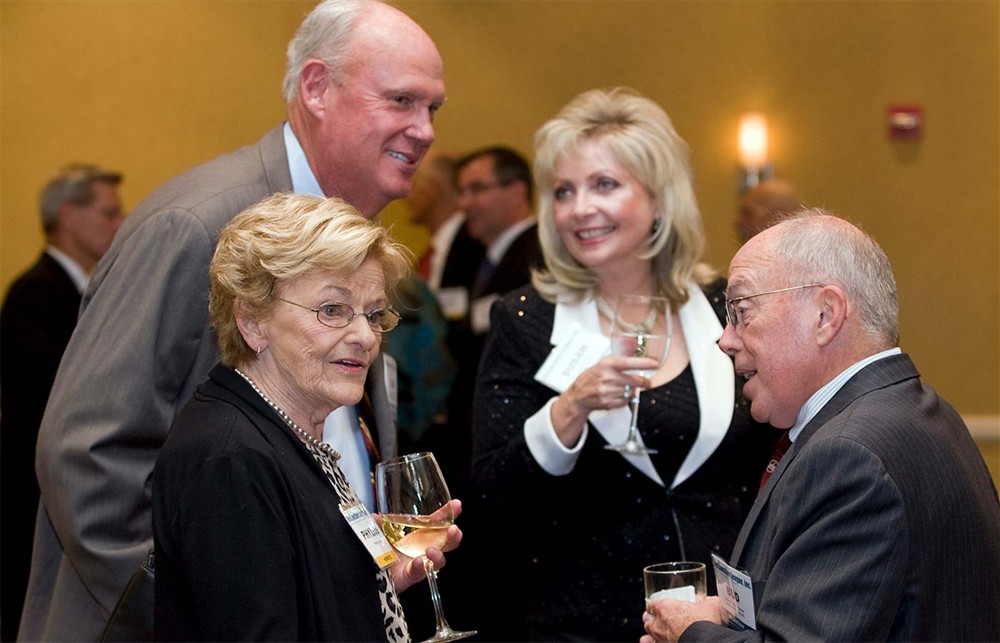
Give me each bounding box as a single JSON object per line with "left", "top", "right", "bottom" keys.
{"left": 758, "top": 431, "right": 792, "bottom": 493}
{"left": 471, "top": 256, "right": 495, "bottom": 299}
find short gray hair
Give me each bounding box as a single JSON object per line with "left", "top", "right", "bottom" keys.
{"left": 39, "top": 164, "right": 122, "bottom": 233}
{"left": 282, "top": 0, "right": 375, "bottom": 102}
{"left": 769, "top": 208, "right": 899, "bottom": 346}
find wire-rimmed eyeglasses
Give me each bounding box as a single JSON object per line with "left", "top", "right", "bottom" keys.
{"left": 273, "top": 296, "right": 401, "bottom": 333}
{"left": 725, "top": 284, "right": 823, "bottom": 328}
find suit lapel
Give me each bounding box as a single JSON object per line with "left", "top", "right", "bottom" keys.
{"left": 367, "top": 354, "right": 398, "bottom": 460}
{"left": 731, "top": 353, "right": 920, "bottom": 565}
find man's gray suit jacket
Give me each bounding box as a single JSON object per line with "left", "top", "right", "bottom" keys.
{"left": 21, "top": 126, "right": 398, "bottom": 641}
{"left": 683, "top": 353, "right": 1000, "bottom": 642}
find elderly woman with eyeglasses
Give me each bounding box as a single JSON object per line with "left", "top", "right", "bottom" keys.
{"left": 152, "top": 193, "right": 461, "bottom": 642}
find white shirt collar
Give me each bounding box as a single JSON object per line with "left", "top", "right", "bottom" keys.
{"left": 427, "top": 212, "right": 465, "bottom": 291}
{"left": 46, "top": 246, "right": 89, "bottom": 294}
{"left": 486, "top": 217, "right": 535, "bottom": 265}
{"left": 283, "top": 122, "right": 323, "bottom": 197}
{"left": 788, "top": 347, "right": 903, "bottom": 442}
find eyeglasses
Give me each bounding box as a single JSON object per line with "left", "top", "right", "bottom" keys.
{"left": 725, "top": 284, "right": 823, "bottom": 328}
{"left": 457, "top": 179, "right": 511, "bottom": 198}
{"left": 273, "top": 297, "right": 401, "bottom": 333}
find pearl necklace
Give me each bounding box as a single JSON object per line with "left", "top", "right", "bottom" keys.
{"left": 595, "top": 295, "right": 659, "bottom": 333}
{"left": 234, "top": 368, "right": 340, "bottom": 461}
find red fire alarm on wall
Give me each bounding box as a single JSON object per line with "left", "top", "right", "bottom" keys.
{"left": 887, "top": 105, "right": 923, "bottom": 140}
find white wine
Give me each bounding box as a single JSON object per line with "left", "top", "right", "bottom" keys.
{"left": 380, "top": 513, "right": 451, "bottom": 558}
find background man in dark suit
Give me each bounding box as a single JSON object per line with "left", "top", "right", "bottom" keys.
{"left": 406, "top": 152, "right": 484, "bottom": 297}
{"left": 440, "top": 146, "right": 542, "bottom": 495}
{"left": 643, "top": 210, "right": 1000, "bottom": 642}
{"left": 0, "top": 164, "right": 123, "bottom": 642}
{"left": 21, "top": 1, "right": 445, "bottom": 639}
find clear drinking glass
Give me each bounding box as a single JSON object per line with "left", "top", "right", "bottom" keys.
{"left": 376, "top": 452, "right": 476, "bottom": 643}
{"left": 643, "top": 561, "right": 707, "bottom": 604}
{"left": 605, "top": 294, "right": 671, "bottom": 456}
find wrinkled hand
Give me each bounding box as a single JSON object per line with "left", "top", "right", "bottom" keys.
{"left": 390, "top": 499, "right": 463, "bottom": 593}
{"left": 640, "top": 597, "right": 723, "bottom": 643}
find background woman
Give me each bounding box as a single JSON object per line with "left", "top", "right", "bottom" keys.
{"left": 153, "top": 193, "right": 461, "bottom": 641}
{"left": 466, "top": 88, "right": 773, "bottom": 641}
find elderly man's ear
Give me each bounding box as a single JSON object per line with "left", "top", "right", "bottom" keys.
{"left": 815, "top": 285, "right": 848, "bottom": 347}
{"left": 299, "top": 60, "right": 333, "bottom": 118}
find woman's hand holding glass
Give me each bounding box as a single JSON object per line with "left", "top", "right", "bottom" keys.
{"left": 550, "top": 354, "right": 660, "bottom": 448}
{"left": 388, "top": 499, "right": 463, "bottom": 593}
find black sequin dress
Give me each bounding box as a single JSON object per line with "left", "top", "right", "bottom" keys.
{"left": 462, "top": 281, "right": 774, "bottom": 642}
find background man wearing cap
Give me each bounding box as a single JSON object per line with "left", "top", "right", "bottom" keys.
{"left": 21, "top": 1, "right": 445, "bottom": 639}
{"left": 0, "top": 164, "right": 123, "bottom": 642}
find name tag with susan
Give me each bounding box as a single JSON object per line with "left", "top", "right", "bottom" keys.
{"left": 341, "top": 503, "right": 399, "bottom": 569}
{"left": 534, "top": 324, "right": 608, "bottom": 392}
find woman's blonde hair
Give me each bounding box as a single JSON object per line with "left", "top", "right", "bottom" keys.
{"left": 209, "top": 192, "right": 411, "bottom": 366}
{"left": 532, "top": 87, "right": 714, "bottom": 305}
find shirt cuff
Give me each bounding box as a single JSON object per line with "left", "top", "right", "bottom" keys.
{"left": 524, "top": 397, "right": 588, "bottom": 476}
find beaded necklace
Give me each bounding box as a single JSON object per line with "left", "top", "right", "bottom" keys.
{"left": 234, "top": 368, "right": 340, "bottom": 461}
{"left": 595, "top": 295, "right": 659, "bottom": 333}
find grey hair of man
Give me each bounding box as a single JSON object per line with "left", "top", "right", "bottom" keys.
{"left": 768, "top": 208, "right": 899, "bottom": 347}
{"left": 281, "top": 0, "right": 375, "bottom": 102}
{"left": 39, "top": 164, "right": 123, "bottom": 233}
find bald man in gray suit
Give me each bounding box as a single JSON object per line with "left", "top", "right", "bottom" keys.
{"left": 21, "top": 1, "right": 446, "bottom": 640}
{"left": 643, "top": 210, "right": 1000, "bottom": 642}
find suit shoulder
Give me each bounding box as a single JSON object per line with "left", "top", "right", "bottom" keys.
{"left": 1, "top": 255, "right": 77, "bottom": 312}
{"left": 123, "top": 127, "right": 290, "bottom": 236}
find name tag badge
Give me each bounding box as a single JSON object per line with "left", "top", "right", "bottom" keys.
{"left": 436, "top": 287, "right": 469, "bottom": 320}
{"left": 470, "top": 294, "right": 499, "bottom": 335}
{"left": 340, "top": 502, "right": 398, "bottom": 569}
{"left": 534, "top": 324, "right": 609, "bottom": 392}
{"left": 711, "top": 553, "right": 757, "bottom": 631}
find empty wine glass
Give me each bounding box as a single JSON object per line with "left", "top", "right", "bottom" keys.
{"left": 376, "top": 452, "right": 476, "bottom": 643}
{"left": 605, "top": 294, "right": 672, "bottom": 456}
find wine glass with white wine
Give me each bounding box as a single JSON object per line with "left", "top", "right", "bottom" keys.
{"left": 376, "top": 452, "right": 476, "bottom": 643}
{"left": 605, "top": 294, "right": 672, "bottom": 456}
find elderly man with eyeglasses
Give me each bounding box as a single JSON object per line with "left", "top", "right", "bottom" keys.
{"left": 642, "top": 209, "right": 1000, "bottom": 643}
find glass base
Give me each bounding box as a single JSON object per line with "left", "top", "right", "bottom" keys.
{"left": 604, "top": 441, "right": 658, "bottom": 456}
{"left": 422, "top": 628, "right": 477, "bottom": 643}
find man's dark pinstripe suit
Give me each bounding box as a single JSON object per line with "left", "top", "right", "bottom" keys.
{"left": 683, "top": 352, "right": 1000, "bottom": 642}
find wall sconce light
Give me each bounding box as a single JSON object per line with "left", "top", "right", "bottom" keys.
{"left": 738, "top": 113, "right": 774, "bottom": 193}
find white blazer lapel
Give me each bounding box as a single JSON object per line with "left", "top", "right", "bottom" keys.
{"left": 669, "top": 288, "right": 734, "bottom": 489}
{"left": 543, "top": 287, "right": 733, "bottom": 489}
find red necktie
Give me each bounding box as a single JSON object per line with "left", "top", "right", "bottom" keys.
{"left": 759, "top": 431, "right": 792, "bottom": 493}
{"left": 418, "top": 247, "right": 434, "bottom": 280}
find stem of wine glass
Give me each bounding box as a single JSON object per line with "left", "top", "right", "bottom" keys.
{"left": 423, "top": 555, "right": 456, "bottom": 637}
{"left": 625, "top": 386, "right": 643, "bottom": 444}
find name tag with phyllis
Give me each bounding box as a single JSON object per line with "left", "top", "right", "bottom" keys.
{"left": 341, "top": 503, "right": 399, "bottom": 569}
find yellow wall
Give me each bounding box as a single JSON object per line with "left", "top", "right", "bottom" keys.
{"left": 2, "top": 1, "right": 998, "bottom": 428}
